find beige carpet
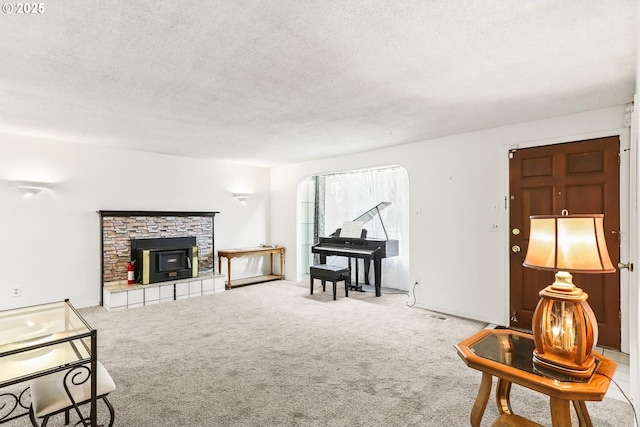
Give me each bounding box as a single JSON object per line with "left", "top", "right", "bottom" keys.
{"left": 3, "top": 280, "right": 636, "bottom": 426}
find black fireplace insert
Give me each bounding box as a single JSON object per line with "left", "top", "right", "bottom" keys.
{"left": 131, "top": 237, "right": 198, "bottom": 284}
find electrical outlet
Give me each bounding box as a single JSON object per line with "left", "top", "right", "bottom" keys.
{"left": 11, "top": 285, "right": 21, "bottom": 297}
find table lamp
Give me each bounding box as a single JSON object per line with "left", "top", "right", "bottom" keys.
{"left": 523, "top": 213, "right": 615, "bottom": 378}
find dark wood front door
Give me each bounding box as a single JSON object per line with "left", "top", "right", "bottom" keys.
{"left": 509, "top": 136, "right": 621, "bottom": 349}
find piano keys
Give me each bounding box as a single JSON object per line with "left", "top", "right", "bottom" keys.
{"left": 311, "top": 202, "right": 399, "bottom": 297}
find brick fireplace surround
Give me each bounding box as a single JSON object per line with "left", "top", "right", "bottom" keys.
{"left": 99, "top": 211, "right": 225, "bottom": 310}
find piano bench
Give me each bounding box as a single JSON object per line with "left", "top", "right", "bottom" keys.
{"left": 310, "top": 264, "right": 351, "bottom": 300}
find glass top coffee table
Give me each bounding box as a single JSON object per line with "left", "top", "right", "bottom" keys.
{"left": 0, "top": 300, "right": 98, "bottom": 425}
{"left": 455, "top": 328, "right": 616, "bottom": 427}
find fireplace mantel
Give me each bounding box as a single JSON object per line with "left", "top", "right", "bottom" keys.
{"left": 98, "top": 210, "right": 219, "bottom": 217}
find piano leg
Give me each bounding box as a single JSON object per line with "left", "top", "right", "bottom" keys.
{"left": 364, "top": 260, "right": 371, "bottom": 286}
{"left": 373, "top": 258, "right": 382, "bottom": 297}
{"left": 348, "top": 257, "right": 364, "bottom": 292}
{"left": 354, "top": 258, "right": 362, "bottom": 292}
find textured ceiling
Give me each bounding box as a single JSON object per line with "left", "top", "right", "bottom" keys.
{"left": 0, "top": 0, "right": 636, "bottom": 166}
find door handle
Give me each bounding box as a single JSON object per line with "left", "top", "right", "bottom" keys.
{"left": 618, "top": 262, "right": 634, "bottom": 272}
{"left": 511, "top": 245, "right": 521, "bottom": 253}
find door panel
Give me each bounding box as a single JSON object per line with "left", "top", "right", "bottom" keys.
{"left": 509, "top": 136, "right": 621, "bottom": 349}
{"left": 566, "top": 184, "right": 604, "bottom": 213}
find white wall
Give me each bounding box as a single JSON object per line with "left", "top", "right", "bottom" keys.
{"left": 271, "top": 105, "right": 630, "bottom": 327}
{"left": 631, "top": 0, "right": 640, "bottom": 407}
{"left": 631, "top": 92, "right": 639, "bottom": 410}
{"left": 0, "top": 133, "right": 271, "bottom": 310}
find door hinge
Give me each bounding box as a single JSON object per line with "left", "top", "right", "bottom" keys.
{"left": 624, "top": 103, "right": 634, "bottom": 127}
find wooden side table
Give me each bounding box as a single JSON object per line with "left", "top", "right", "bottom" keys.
{"left": 217, "top": 246, "right": 285, "bottom": 289}
{"left": 455, "top": 329, "right": 616, "bottom": 427}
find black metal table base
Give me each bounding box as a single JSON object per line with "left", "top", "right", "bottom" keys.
{"left": 0, "top": 387, "right": 31, "bottom": 424}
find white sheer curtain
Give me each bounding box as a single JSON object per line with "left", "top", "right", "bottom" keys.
{"left": 319, "top": 166, "right": 410, "bottom": 291}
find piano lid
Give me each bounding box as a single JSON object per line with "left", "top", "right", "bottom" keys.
{"left": 352, "top": 201, "right": 391, "bottom": 223}
{"left": 352, "top": 201, "right": 392, "bottom": 240}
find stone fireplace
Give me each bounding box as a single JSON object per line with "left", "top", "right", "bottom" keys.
{"left": 99, "top": 211, "right": 225, "bottom": 310}
{"left": 100, "top": 211, "right": 217, "bottom": 285}
{"left": 99, "top": 211, "right": 222, "bottom": 309}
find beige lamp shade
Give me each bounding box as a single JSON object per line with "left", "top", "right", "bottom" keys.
{"left": 523, "top": 214, "right": 615, "bottom": 274}
{"left": 524, "top": 213, "right": 615, "bottom": 378}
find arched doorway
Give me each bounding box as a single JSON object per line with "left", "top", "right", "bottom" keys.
{"left": 297, "top": 165, "right": 410, "bottom": 291}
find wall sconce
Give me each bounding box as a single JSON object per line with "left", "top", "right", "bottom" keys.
{"left": 12, "top": 181, "right": 50, "bottom": 198}
{"left": 233, "top": 193, "right": 251, "bottom": 202}
{"left": 523, "top": 213, "right": 615, "bottom": 378}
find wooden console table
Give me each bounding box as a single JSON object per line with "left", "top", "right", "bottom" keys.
{"left": 455, "top": 329, "right": 616, "bottom": 427}
{"left": 218, "top": 246, "right": 285, "bottom": 289}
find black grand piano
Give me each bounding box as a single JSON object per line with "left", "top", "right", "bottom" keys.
{"left": 311, "top": 202, "right": 399, "bottom": 297}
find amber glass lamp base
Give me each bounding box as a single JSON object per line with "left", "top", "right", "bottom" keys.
{"left": 531, "top": 271, "right": 598, "bottom": 379}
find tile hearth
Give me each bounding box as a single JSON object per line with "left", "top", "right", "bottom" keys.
{"left": 103, "top": 271, "right": 226, "bottom": 311}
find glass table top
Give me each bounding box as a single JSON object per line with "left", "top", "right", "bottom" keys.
{"left": 469, "top": 331, "right": 596, "bottom": 383}
{"left": 0, "top": 300, "right": 93, "bottom": 386}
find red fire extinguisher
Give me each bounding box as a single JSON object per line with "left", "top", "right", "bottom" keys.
{"left": 127, "top": 261, "right": 135, "bottom": 285}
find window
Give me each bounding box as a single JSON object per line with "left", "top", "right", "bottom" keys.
{"left": 299, "top": 165, "right": 409, "bottom": 291}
